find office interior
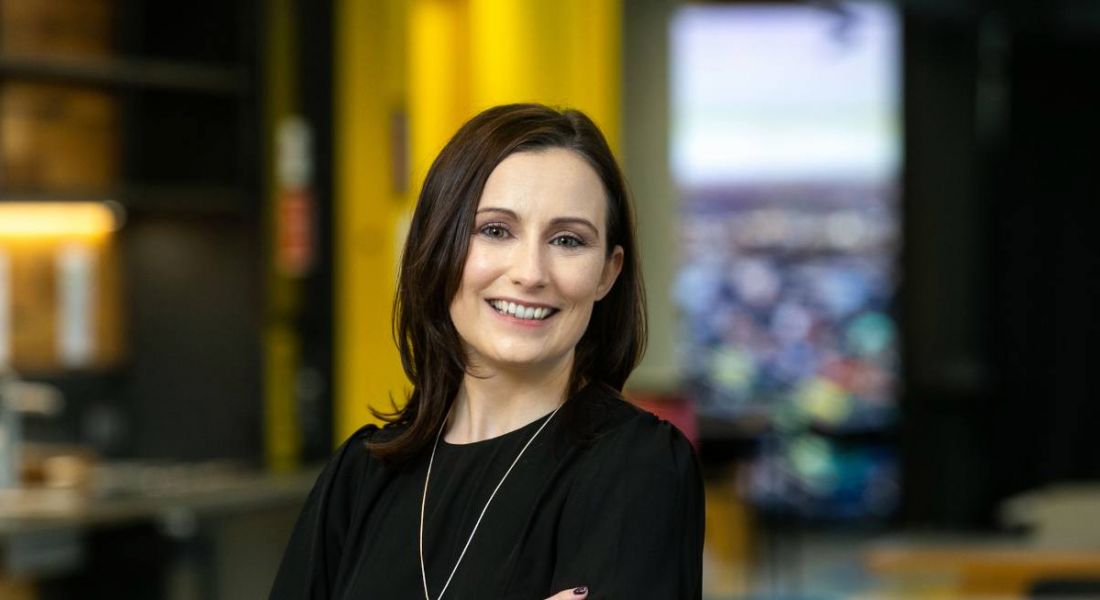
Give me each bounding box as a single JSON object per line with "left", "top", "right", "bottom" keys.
{"left": 1, "top": 0, "right": 1099, "bottom": 598}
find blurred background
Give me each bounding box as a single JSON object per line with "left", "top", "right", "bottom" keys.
{"left": 0, "top": 0, "right": 1098, "bottom": 598}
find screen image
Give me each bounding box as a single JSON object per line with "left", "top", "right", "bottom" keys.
{"left": 671, "top": 2, "right": 901, "bottom": 520}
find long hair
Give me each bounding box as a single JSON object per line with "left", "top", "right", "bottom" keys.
{"left": 368, "top": 103, "right": 646, "bottom": 464}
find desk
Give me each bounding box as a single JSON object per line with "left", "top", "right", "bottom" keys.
{"left": 0, "top": 466, "right": 318, "bottom": 598}
{"left": 866, "top": 538, "right": 1100, "bottom": 598}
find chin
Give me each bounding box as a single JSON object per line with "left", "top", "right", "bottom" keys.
{"left": 480, "top": 348, "right": 563, "bottom": 373}
{"left": 489, "top": 354, "right": 548, "bottom": 371}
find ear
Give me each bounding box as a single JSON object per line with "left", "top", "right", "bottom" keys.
{"left": 596, "top": 245, "right": 624, "bottom": 301}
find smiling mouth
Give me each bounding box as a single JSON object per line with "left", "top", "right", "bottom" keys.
{"left": 486, "top": 299, "right": 559, "bottom": 321}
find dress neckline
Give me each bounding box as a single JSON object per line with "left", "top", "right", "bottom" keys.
{"left": 439, "top": 409, "right": 556, "bottom": 449}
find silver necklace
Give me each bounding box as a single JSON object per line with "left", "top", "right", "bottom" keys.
{"left": 419, "top": 403, "right": 563, "bottom": 600}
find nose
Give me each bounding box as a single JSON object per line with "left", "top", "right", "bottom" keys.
{"left": 509, "top": 237, "right": 549, "bottom": 289}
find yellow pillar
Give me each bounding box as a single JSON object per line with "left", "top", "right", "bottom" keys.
{"left": 408, "top": 0, "right": 470, "bottom": 186}
{"left": 334, "top": 0, "right": 411, "bottom": 442}
{"left": 263, "top": 0, "right": 302, "bottom": 471}
{"left": 466, "top": 0, "right": 621, "bottom": 149}
{"left": 411, "top": 0, "right": 622, "bottom": 182}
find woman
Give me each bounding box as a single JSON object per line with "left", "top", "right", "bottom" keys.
{"left": 271, "top": 104, "right": 704, "bottom": 599}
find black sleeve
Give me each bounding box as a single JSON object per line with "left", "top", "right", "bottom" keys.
{"left": 269, "top": 425, "right": 376, "bottom": 600}
{"left": 550, "top": 417, "right": 706, "bottom": 599}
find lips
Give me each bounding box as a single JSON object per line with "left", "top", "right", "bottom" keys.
{"left": 486, "top": 299, "right": 559, "bottom": 321}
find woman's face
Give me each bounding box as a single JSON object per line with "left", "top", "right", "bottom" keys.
{"left": 449, "top": 148, "right": 624, "bottom": 378}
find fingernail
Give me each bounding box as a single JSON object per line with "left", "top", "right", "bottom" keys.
{"left": 573, "top": 587, "right": 588, "bottom": 595}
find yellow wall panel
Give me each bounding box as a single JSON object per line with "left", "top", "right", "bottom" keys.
{"left": 334, "top": 0, "right": 411, "bottom": 442}
{"left": 409, "top": 0, "right": 470, "bottom": 187}
{"left": 464, "top": 0, "right": 621, "bottom": 150}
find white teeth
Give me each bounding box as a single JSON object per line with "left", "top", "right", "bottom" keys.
{"left": 489, "top": 300, "right": 554, "bottom": 320}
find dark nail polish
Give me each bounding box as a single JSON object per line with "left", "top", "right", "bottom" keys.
{"left": 573, "top": 587, "right": 588, "bottom": 595}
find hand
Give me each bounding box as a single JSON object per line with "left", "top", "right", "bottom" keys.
{"left": 544, "top": 586, "right": 588, "bottom": 599}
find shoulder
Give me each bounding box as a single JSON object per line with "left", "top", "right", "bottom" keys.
{"left": 311, "top": 420, "right": 412, "bottom": 508}
{"left": 316, "top": 424, "right": 377, "bottom": 487}
{"left": 323, "top": 420, "right": 405, "bottom": 479}
{"left": 559, "top": 385, "right": 704, "bottom": 530}
{"left": 567, "top": 384, "right": 699, "bottom": 477}
{"left": 345, "top": 420, "right": 405, "bottom": 446}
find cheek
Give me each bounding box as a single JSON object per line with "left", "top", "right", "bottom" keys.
{"left": 450, "top": 263, "right": 483, "bottom": 328}
{"left": 458, "top": 245, "right": 502, "bottom": 291}
{"left": 454, "top": 252, "right": 491, "bottom": 298}
{"left": 556, "top": 259, "right": 609, "bottom": 302}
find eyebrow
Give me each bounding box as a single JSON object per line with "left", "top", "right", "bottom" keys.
{"left": 476, "top": 207, "right": 600, "bottom": 238}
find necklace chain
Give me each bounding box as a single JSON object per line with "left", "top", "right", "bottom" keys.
{"left": 419, "top": 404, "right": 563, "bottom": 600}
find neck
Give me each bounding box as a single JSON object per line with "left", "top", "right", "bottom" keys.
{"left": 444, "top": 354, "right": 573, "bottom": 444}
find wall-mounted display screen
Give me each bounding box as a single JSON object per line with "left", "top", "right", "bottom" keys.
{"left": 671, "top": 1, "right": 901, "bottom": 520}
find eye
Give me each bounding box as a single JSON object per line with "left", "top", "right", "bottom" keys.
{"left": 478, "top": 223, "right": 510, "bottom": 239}
{"left": 550, "top": 234, "right": 586, "bottom": 248}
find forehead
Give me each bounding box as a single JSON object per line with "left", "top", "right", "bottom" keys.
{"left": 478, "top": 148, "right": 607, "bottom": 225}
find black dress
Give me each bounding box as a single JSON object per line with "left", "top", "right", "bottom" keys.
{"left": 270, "top": 383, "right": 705, "bottom": 599}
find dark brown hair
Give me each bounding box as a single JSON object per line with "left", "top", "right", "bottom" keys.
{"left": 369, "top": 103, "right": 646, "bottom": 464}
